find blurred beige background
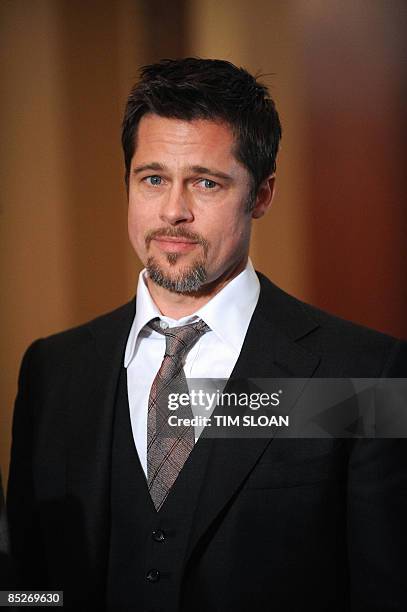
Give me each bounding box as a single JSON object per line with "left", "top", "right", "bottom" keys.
{"left": 1, "top": 0, "right": 406, "bottom": 484}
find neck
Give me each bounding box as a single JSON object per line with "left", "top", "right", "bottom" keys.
{"left": 146, "top": 258, "right": 247, "bottom": 319}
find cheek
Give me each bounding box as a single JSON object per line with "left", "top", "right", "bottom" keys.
{"left": 127, "top": 206, "right": 145, "bottom": 250}
{"left": 128, "top": 198, "right": 147, "bottom": 229}
{"left": 127, "top": 207, "right": 136, "bottom": 236}
{"left": 210, "top": 218, "right": 249, "bottom": 258}
{"left": 219, "top": 215, "right": 249, "bottom": 243}
{"left": 128, "top": 193, "right": 158, "bottom": 228}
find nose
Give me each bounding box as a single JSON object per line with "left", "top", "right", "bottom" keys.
{"left": 159, "top": 183, "right": 194, "bottom": 225}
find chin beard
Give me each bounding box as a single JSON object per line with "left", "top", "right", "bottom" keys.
{"left": 146, "top": 256, "right": 207, "bottom": 293}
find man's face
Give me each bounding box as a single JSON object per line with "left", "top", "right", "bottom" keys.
{"left": 128, "top": 114, "right": 257, "bottom": 294}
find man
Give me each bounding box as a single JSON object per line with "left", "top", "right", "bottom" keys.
{"left": 8, "top": 58, "right": 407, "bottom": 610}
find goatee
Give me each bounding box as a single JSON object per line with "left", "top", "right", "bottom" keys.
{"left": 146, "top": 256, "right": 207, "bottom": 293}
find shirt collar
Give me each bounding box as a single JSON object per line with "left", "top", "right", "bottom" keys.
{"left": 124, "top": 258, "right": 260, "bottom": 367}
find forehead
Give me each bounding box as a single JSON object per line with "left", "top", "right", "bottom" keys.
{"left": 132, "top": 114, "right": 238, "bottom": 165}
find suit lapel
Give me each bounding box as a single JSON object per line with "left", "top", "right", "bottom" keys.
{"left": 65, "top": 300, "right": 135, "bottom": 599}
{"left": 184, "top": 275, "right": 321, "bottom": 564}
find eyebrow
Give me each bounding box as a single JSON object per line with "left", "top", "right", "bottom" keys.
{"left": 132, "top": 162, "right": 233, "bottom": 181}
{"left": 133, "top": 162, "right": 165, "bottom": 174}
{"left": 188, "top": 165, "right": 232, "bottom": 181}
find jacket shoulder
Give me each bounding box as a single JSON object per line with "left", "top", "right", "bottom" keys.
{"left": 257, "top": 272, "right": 405, "bottom": 376}
{"left": 24, "top": 300, "right": 135, "bottom": 361}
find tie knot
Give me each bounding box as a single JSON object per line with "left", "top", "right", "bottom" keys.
{"left": 148, "top": 318, "right": 210, "bottom": 357}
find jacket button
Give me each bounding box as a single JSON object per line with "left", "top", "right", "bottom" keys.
{"left": 152, "top": 529, "right": 165, "bottom": 542}
{"left": 146, "top": 568, "right": 160, "bottom": 583}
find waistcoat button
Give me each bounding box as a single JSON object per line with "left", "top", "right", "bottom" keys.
{"left": 146, "top": 568, "right": 160, "bottom": 583}
{"left": 152, "top": 529, "right": 165, "bottom": 542}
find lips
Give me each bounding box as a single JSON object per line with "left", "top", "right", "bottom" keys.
{"left": 153, "top": 237, "right": 199, "bottom": 253}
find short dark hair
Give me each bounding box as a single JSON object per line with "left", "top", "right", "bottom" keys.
{"left": 122, "top": 57, "right": 282, "bottom": 204}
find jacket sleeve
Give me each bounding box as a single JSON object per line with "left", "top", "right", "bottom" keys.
{"left": 0, "top": 471, "right": 14, "bottom": 589}
{"left": 7, "top": 340, "right": 48, "bottom": 589}
{"left": 348, "top": 340, "right": 407, "bottom": 610}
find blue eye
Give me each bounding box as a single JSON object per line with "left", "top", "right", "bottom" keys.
{"left": 146, "top": 175, "right": 162, "bottom": 186}
{"left": 202, "top": 179, "right": 217, "bottom": 189}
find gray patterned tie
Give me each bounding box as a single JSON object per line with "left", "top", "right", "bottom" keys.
{"left": 147, "top": 318, "right": 210, "bottom": 511}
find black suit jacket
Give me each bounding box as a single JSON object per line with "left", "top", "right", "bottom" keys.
{"left": 7, "top": 274, "right": 407, "bottom": 610}
{"left": 0, "top": 473, "right": 14, "bottom": 589}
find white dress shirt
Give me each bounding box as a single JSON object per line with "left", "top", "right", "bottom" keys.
{"left": 124, "top": 258, "right": 260, "bottom": 477}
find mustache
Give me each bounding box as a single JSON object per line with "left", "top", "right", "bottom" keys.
{"left": 145, "top": 227, "right": 209, "bottom": 254}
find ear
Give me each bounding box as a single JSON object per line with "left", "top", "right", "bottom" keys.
{"left": 251, "top": 175, "right": 275, "bottom": 219}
